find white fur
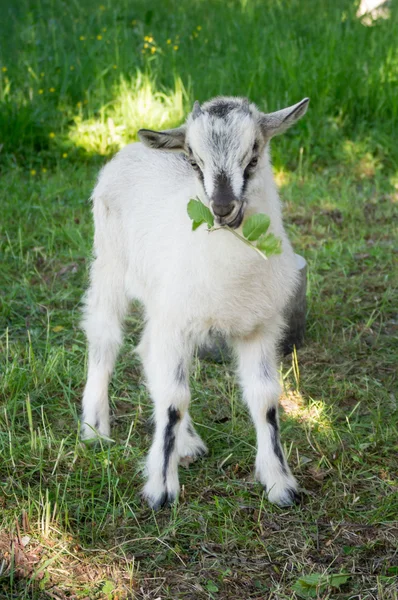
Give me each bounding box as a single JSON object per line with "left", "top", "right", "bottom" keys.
{"left": 81, "top": 96, "right": 309, "bottom": 508}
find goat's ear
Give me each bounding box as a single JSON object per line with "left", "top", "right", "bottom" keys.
{"left": 260, "top": 98, "right": 309, "bottom": 140}
{"left": 138, "top": 126, "right": 186, "bottom": 151}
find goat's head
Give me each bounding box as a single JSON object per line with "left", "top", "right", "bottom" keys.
{"left": 138, "top": 96, "right": 309, "bottom": 228}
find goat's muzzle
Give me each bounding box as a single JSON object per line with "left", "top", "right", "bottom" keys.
{"left": 210, "top": 172, "right": 245, "bottom": 228}
{"left": 211, "top": 200, "right": 245, "bottom": 229}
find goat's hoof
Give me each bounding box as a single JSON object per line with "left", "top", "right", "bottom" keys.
{"left": 144, "top": 491, "right": 177, "bottom": 510}
{"left": 267, "top": 485, "right": 301, "bottom": 507}
{"left": 142, "top": 478, "right": 179, "bottom": 510}
{"left": 80, "top": 422, "right": 112, "bottom": 442}
{"left": 279, "top": 487, "right": 301, "bottom": 507}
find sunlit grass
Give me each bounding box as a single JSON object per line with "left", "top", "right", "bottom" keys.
{"left": 69, "top": 74, "right": 188, "bottom": 155}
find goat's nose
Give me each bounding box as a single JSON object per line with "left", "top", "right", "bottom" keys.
{"left": 211, "top": 172, "right": 238, "bottom": 218}
{"left": 212, "top": 203, "right": 234, "bottom": 217}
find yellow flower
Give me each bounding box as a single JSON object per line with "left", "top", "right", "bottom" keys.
{"left": 97, "top": 35, "right": 103, "bottom": 40}
{"left": 113, "top": 64, "right": 117, "bottom": 69}
{"left": 70, "top": 65, "right": 75, "bottom": 70}
{"left": 49, "top": 132, "right": 55, "bottom": 138}
{"left": 151, "top": 46, "right": 156, "bottom": 54}
{"left": 144, "top": 42, "right": 149, "bottom": 48}
{"left": 38, "top": 89, "right": 44, "bottom": 94}
{"left": 166, "top": 39, "right": 171, "bottom": 44}
{"left": 173, "top": 45, "right": 179, "bottom": 51}
{"left": 79, "top": 35, "right": 85, "bottom": 41}
{"left": 62, "top": 153, "right": 68, "bottom": 158}
{"left": 76, "top": 101, "right": 82, "bottom": 107}
{"left": 49, "top": 87, "right": 55, "bottom": 92}
{"left": 197, "top": 25, "right": 202, "bottom": 30}
{"left": 30, "top": 169, "right": 36, "bottom": 176}
{"left": 1, "top": 66, "right": 7, "bottom": 72}
{"left": 42, "top": 168, "right": 47, "bottom": 173}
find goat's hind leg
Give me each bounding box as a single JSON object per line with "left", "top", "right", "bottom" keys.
{"left": 235, "top": 331, "right": 299, "bottom": 507}
{"left": 81, "top": 258, "right": 128, "bottom": 440}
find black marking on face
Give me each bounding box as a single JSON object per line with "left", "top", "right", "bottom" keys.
{"left": 163, "top": 406, "right": 181, "bottom": 483}
{"left": 242, "top": 166, "right": 250, "bottom": 195}
{"left": 241, "top": 142, "right": 260, "bottom": 195}
{"left": 212, "top": 171, "right": 236, "bottom": 216}
{"left": 266, "top": 407, "right": 287, "bottom": 475}
{"left": 175, "top": 361, "right": 186, "bottom": 385}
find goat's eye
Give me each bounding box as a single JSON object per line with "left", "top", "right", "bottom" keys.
{"left": 189, "top": 159, "right": 200, "bottom": 171}
{"left": 248, "top": 156, "right": 258, "bottom": 168}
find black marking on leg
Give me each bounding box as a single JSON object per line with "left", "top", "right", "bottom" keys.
{"left": 163, "top": 406, "right": 181, "bottom": 483}
{"left": 187, "top": 423, "right": 195, "bottom": 437}
{"left": 266, "top": 407, "right": 288, "bottom": 475}
{"left": 175, "top": 361, "right": 186, "bottom": 385}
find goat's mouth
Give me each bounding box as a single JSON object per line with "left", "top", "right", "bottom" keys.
{"left": 216, "top": 203, "right": 245, "bottom": 229}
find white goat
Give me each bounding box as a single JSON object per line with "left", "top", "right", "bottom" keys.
{"left": 81, "top": 96, "right": 309, "bottom": 509}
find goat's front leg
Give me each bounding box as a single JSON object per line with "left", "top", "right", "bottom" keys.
{"left": 139, "top": 325, "right": 194, "bottom": 509}
{"left": 235, "top": 332, "right": 299, "bottom": 506}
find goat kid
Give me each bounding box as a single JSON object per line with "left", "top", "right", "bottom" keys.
{"left": 81, "top": 96, "right": 309, "bottom": 509}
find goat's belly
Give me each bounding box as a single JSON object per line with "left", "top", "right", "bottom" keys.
{"left": 194, "top": 280, "right": 280, "bottom": 338}
{"left": 170, "top": 260, "right": 292, "bottom": 339}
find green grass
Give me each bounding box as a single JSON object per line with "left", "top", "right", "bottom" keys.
{"left": 1, "top": 0, "right": 398, "bottom": 598}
